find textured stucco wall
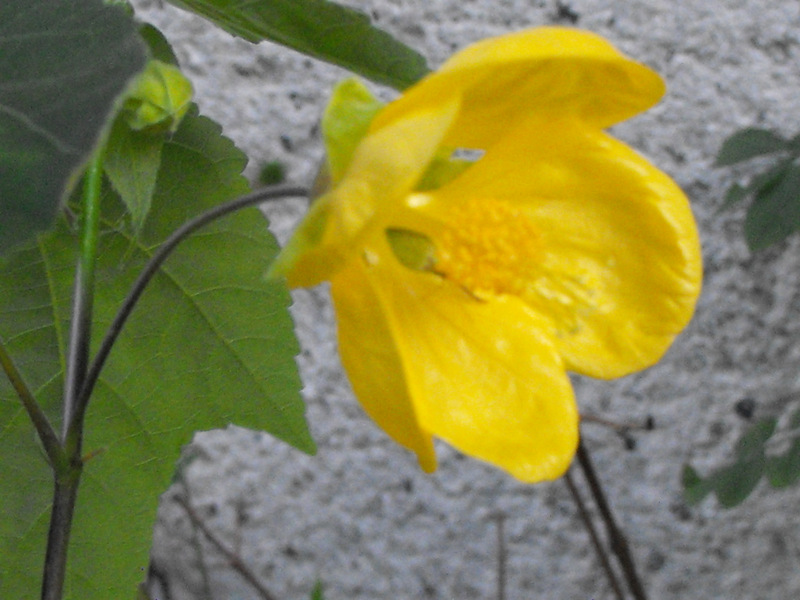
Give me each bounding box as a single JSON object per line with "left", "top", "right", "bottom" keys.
{"left": 132, "top": 1, "right": 800, "bottom": 598}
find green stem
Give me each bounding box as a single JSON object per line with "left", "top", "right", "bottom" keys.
{"left": 62, "top": 154, "right": 103, "bottom": 451}
{"left": 42, "top": 154, "right": 103, "bottom": 600}
{"left": 77, "top": 184, "right": 308, "bottom": 408}
{"left": 0, "top": 338, "right": 66, "bottom": 470}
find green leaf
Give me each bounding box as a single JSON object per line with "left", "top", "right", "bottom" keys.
{"left": 719, "top": 183, "right": 748, "bottom": 211}
{"left": 683, "top": 418, "right": 776, "bottom": 508}
{"left": 709, "top": 458, "right": 766, "bottom": 508}
{"left": 311, "top": 580, "right": 325, "bottom": 600}
{"left": 166, "top": 0, "right": 430, "bottom": 90}
{"left": 745, "top": 163, "right": 800, "bottom": 250}
{"left": 139, "top": 23, "right": 180, "bottom": 65}
{"left": 734, "top": 417, "right": 777, "bottom": 459}
{"left": 103, "top": 117, "right": 164, "bottom": 234}
{"left": 0, "top": 108, "right": 313, "bottom": 599}
{"left": 715, "top": 128, "right": 789, "bottom": 166}
{"left": 323, "top": 78, "right": 384, "bottom": 182}
{"left": 682, "top": 464, "right": 713, "bottom": 505}
{"left": 766, "top": 438, "right": 800, "bottom": 489}
{"left": 0, "top": 0, "right": 147, "bottom": 254}
{"left": 386, "top": 228, "right": 436, "bottom": 271}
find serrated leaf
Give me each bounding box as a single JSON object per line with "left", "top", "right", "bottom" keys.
{"left": 0, "top": 0, "right": 146, "bottom": 254}
{"left": 715, "top": 128, "right": 788, "bottom": 166}
{"left": 166, "top": 0, "right": 429, "bottom": 90}
{"left": 745, "top": 164, "right": 800, "bottom": 251}
{"left": 766, "top": 438, "right": 800, "bottom": 489}
{"left": 0, "top": 108, "right": 313, "bottom": 599}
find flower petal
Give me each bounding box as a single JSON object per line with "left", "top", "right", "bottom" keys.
{"left": 371, "top": 27, "right": 664, "bottom": 149}
{"left": 330, "top": 257, "right": 437, "bottom": 472}
{"left": 427, "top": 118, "right": 702, "bottom": 378}
{"left": 269, "top": 96, "right": 460, "bottom": 288}
{"left": 347, "top": 248, "right": 579, "bottom": 483}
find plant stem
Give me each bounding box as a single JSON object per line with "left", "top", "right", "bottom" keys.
{"left": 564, "top": 469, "right": 625, "bottom": 600}
{"left": 42, "top": 154, "right": 104, "bottom": 600}
{"left": 175, "top": 495, "right": 278, "bottom": 600}
{"left": 576, "top": 441, "right": 648, "bottom": 600}
{"left": 77, "top": 184, "right": 308, "bottom": 408}
{"left": 41, "top": 463, "right": 82, "bottom": 600}
{"left": 62, "top": 154, "right": 103, "bottom": 450}
{"left": 489, "top": 512, "right": 506, "bottom": 600}
{"left": 0, "top": 338, "right": 65, "bottom": 470}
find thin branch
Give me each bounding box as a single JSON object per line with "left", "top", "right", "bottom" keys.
{"left": 581, "top": 413, "right": 652, "bottom": 432}
{"left": 77, "top": 184, "right": 309, "bottom": 409}
{"left": 179, "top": 481, "right": 213, "bottom": 600}
{"left": 576, "top": 441, "right": 648, "bottom": 600}
{"left": 174, "top": 495, "right": 278, "bottom": 600}
{"left": 0, "top": 338, "right": 65, "bottom": 469}
{"left": 489, "top": 512, "right": 507, "bottom": 600}
{"left": 564, "top": 469, "right": 625, "bottom": 600}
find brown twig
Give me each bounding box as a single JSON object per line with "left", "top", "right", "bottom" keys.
{"left": 564, "top": 469, "right": 625, "bottom": 600}
{"left": 175, "top": 495, "right": 278, "bottom": 600}
{"left": 489, "top": 512, "right": 507, "bottom": 600}
{"left": 581, "top": 414, "right": 652, "bottom": 432}
{"left": 576, "top": 441, "right": 648, "bottom": 600}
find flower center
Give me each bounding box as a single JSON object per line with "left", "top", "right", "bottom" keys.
{"left": 435, "top": 198, "right": 542, "bottom": 300}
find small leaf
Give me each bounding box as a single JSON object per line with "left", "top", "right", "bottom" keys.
{"left": 710, "top": 459, "right": 765, "bottom": 508}
{"left": 719, "top": 183, "right": 748, "bottom": 211}
{"left": 715, "top": 128, "right": 788, "bottom": 166}
{"left": 259, "top": 161, "right": 286, "bottom": 186}
{"left": 311, "top": 581, "right": 325, "bottom": 600}
{"left": 103, "top": 117, "right": 164, "bottom": 234}
{"left": 682, "top": 464, "right": 712, "bottom": 505}
{"left": 416, "top": 148, "right": 474, "bottom": 192}
{"left": 766, "top": 438, "right": 800, "bottom": 489}
{"left": 789, "top": 408, "right": 800, "bottom": 429}
{"left": 139, "top": 23, "right": 180, "bottom": 65}
{"left": 166, "top": 0, "right": 430, "bottom": 90}
{"left": 386, "top": 228, "right": 436, "bottom": 271}
{"left": 683, "top": 418, "right": 776, "bottom": 508}
{"left": 322, "top": 78, "right": 384, "bottom": 183}
{"left": 0, "top": 0, "right": 147, "bottom": 254}
{"left": 745, "top": 164, "right": 800, "bottom": 250}
{"left": 734, "top": 417, "right": 776, "bottom": 459}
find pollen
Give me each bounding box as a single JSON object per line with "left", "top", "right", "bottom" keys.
{"left": 435, "top": 198, "right": 542, "bottom": 299}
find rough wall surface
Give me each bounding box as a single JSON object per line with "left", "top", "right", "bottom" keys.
{"left": 132, "top": 1, "right": 800, "bottom": 598}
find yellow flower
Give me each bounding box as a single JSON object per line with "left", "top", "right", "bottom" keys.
{"left": 269, "top": 27, "right": 702, "bottom": 483}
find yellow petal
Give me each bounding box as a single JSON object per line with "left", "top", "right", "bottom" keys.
{"left": 427, "top": 117, "right": 702, "bottom": 378}
{"left": 351, "top": 246, "right": 579, "bottom": 483}
{"left": 330, "top": 257, "right": 437, "bottom": 472}
{"left": 269, "top": 97, "right": 460, "bottom": 288}
{"left": 371, "top": 27, "right": 664, "bottom": 149}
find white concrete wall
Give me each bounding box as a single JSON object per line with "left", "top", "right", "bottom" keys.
{"left": 135, "top": 1, "right": 800, "bottom": 598}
